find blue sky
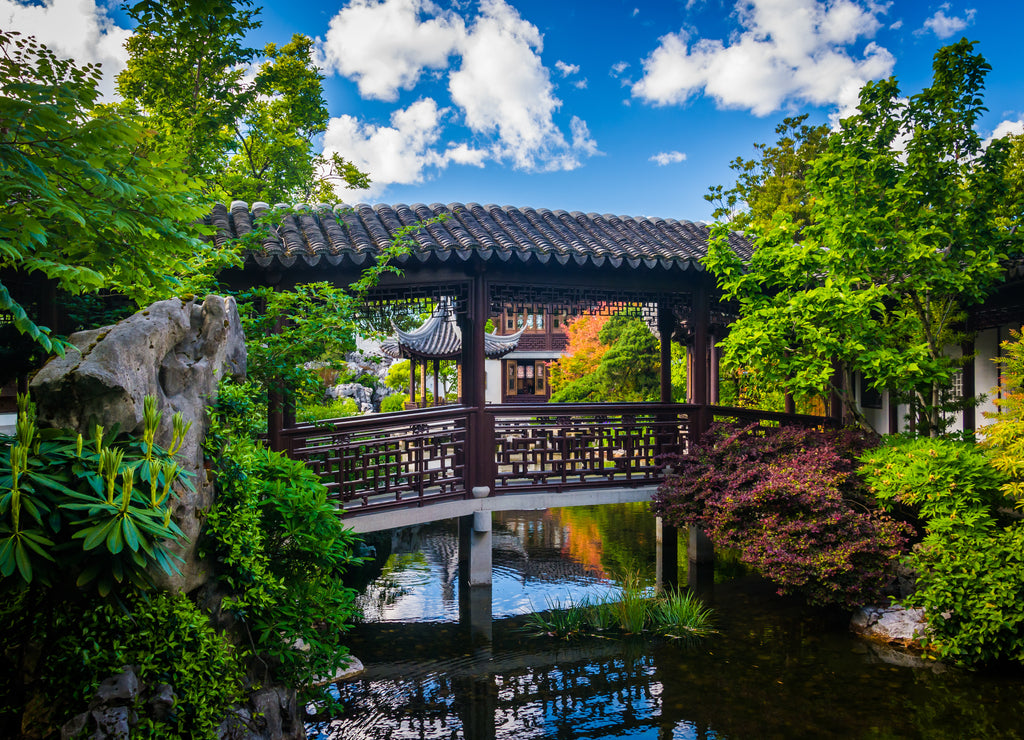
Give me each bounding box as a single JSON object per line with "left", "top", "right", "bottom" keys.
{"left": 3, "top": 0, "right": 1022, "bottom": 222}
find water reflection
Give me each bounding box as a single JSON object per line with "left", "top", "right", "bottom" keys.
{"left": 355, "top": 504, "right": 658, "bottom": 622}
{"left": 317, "top": 504, "right": 1024, "bottom": 740}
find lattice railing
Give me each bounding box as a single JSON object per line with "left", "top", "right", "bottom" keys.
{"left": 707, "top": 405, "right": 837, "bottom": 434}
{"left": 490, "top": 403, "right": 694, "bottom": 493}
{"left": 279, "top": 406, "right": 469, "bottom": 513}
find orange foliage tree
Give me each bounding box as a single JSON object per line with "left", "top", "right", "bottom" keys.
{"left": 547, "top": 312, "right": 611, "bottom": 394}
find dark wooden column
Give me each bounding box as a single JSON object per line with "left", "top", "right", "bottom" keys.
{"left": 460, "top": 267, "right": 494, "bottom": 494}
{"left": 657, "top": 301, "right": 674, "bottom": 403}
{"left": 962, "top": 339, "right": 976, "bottom": 434}
{"left": 692, "top": 281, "right": 710, "bottom": 432}
{"left": 433, "top": 359, "right": 441, "bottom": 406}
{"left": 408, "top": 357, "right": 417, "bottom": 408}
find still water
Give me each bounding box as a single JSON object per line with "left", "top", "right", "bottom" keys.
{"left": 310, "top": 503, "right": 1024, "bottom": 739}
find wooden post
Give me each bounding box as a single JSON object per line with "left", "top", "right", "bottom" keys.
{"left": 421, "top": 358, "right": 428, "bottom": 407}
{"left": 433, "top": 358, "right": 441, "bottom": 406}
{"left": 658, "top": 301, "right": 674, "bottom": 404}
{"left": 829, "top": 361, "right": 844, "bottom": 423}
{"left": 962, "top": 340, "right": 976, "bottom": 434}
{"left": 692, "top": 281, "right": 710, "bottom": 437}
{"left": 460, "top": 268, "right": 494, "bottom": 494}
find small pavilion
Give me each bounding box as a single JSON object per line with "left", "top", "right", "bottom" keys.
{"left": 381, "top": 301, "right": 524, "bottom": 407}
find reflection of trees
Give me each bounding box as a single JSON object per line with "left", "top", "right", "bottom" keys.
{"left": 551, "top": 503, "right": 657, "bottom": 583}
{"left": 357, "top": 552, "right": 430, "bottom": 619}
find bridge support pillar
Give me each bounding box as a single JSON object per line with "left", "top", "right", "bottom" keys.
{"left": 459, "top": 512, "right": 492, "bottom": 587}
{"left": 655, "top": 517, "right": 678, "bottom": 592}
{"left": 688, "top": 526, "right": 715, "bottom": 595}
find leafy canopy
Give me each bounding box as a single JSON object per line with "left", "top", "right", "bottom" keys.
{"left": 0, "top": 30, "right": 210, "bottom": 352}
{"left": 118, "top": 0, "right": 368, "bottom": 203}
{"left": 705, "top": 40, "right": 1020, "bottom": 434}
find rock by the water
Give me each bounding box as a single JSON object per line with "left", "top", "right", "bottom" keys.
{"left": 31, "top": 295, "right": 246, "bottom": 592}
{"left": 851, "top": 605, "right": 930, "bottom": 649}
{"left": 309, "top": 655, "right": 365, "bottom": 686}
{"left": 218, "top": 687, "right": 305, "bottom": 740}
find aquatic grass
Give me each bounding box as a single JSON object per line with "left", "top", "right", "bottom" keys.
{"left": 614, "top": 575, "right": 652, "bottom": 634}
{"left": 521, "top": 577, "right": 716, "bottom": 641}
{"left": 524, "top": 595, "right": 592, "bottom": 639}
{"left": 651, "top": 588, "right": 716, "bottom": 638}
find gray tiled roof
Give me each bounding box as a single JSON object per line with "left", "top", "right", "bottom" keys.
{"left": 206, "top": 201, "right": 753, "bottom": 272}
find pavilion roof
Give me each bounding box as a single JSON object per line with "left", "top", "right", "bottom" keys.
{"left": 381, "top": 308, "right": 523, "bottom": 360}
{"left": 206, "top": 201, "right": 753, "bottom": 273}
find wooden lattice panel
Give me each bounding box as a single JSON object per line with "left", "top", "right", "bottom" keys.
{"left": 491, "top": 403, "right": 694, "bottom": 492}
{"left": 281, "top": 407, "right": 469, "bottom": 512}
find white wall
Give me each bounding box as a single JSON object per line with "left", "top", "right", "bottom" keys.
{"left": 485, "top": 359, "right": 502, "bottom": 405}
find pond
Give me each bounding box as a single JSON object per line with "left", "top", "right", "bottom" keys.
{"left": 309, "top": 503, "right": 1024, "bottom": 739}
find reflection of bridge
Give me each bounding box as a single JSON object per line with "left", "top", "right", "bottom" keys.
{"left": 317, "top": 617, "right": 719, "bottom": 740}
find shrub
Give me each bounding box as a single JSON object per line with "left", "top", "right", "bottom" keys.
{"left": 861, "top": 414, "right": 1024, "bottom": 665}
{"left": 380, "top": 394, "right": 407, "bottom": 413}
{"left": 981, "top": 326, "right": 1024, "bottom": 504}
{"left": 298, "top": 396, "right": 360, "bottom": 423}
{"left": 653, "top": 423, "right": 910, "bottom": 608}
{"left": 1, "top": 588, "right": 245, "bottom": 738}
{"left": 202, "top": 386, "right": 363, "bottom": 691}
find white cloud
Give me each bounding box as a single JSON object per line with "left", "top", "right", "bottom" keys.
{"left": 632, "top": 7, "right": 639, "bottom": 16}
{"left": 555, "top": 60, "right": 580, "bottom": 76}
{"left": 0, "top": 0, "right": 130, "bottom": 99}
{"left": 610, "top": 60, "right": 630, "bottom": 76}
{"left": 573, "top": 78, "right": 588, "bottom": 89}
{"left": 445, "top": 142, "right": 488, "bottom": 166}
{"left": 650, "top": 150, "right": 687, "bottom": 166}
{"left": 918, "top": 6, "right": 976, "bottom": 38}
{"left": 320, "top": 0, "right": 596, "bottom": 175}
{"left": 319, "top": 0, "right": 465, "bottom": 102}
{"left": 631, "top": 0, "right": 895, "bottom": 117}
{"left": 983, "top": 119, "right": 1024, "bottom": 148}
{"left": 323, "top": 98, "right": 450, "bottom": 200}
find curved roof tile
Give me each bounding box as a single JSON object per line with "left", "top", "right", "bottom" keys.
{"left": 205, "top": 202, "right": 748, "bottom": 273}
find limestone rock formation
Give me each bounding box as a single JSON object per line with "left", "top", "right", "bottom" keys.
{"left": 31, "top": 295, "right": 246, "bottom": 592}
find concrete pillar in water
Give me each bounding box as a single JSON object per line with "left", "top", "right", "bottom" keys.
{"left": 688, "top": 525, "right": 715, "bottom": 595}
{"left": 458, "top": 511, "right": 493, "bottom": 645}
{"left": 655, "top": 517, "right": 678, "bottom": 592}
{"left": 459, "top": 510, "right": 493, "bottom": 586}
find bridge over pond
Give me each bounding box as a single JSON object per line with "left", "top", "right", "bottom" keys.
{"left": 212, "top": 201, "right": 836, "bottom": 586}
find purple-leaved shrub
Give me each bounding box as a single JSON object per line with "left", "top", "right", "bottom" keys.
{"left": 653, "top": 423, "right": 911, "bottom": 608}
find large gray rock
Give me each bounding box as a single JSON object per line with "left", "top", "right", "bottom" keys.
{"left": 31, "top": 295, "right": 246, "bottom": 592}
{"left": 851, "top": 605, "right": 930, "bottom": 648}
{"left": 327, "top": 382, "right": 374, "bottom": 412}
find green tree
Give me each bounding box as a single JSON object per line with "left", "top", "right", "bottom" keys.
{"left": 0, "top": 30, "right": 210, "bottom": 353}
{"left": 705, "top": 40, "right": 1020, "bottom": 434}
{"left": 705, "top": 114, "right": 830, "bottom": 236}
{"left": 550, "top": 313, "right": 662, "bottom": 402}
{"left": 118, "top": 0, "right": 259, "bottom": 185}
{"left": 119, "top": 2, "right": 369, "bottom": 203}
{"left": 220, "top": 34, "right": 370, "bottom": 203}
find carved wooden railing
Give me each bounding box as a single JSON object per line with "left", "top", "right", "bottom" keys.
{"left": 279, "top": 402, "right": 833, "bottom": 516}
{"left": 278, "top": 406, "right": 470, "bottom": 514}
{"left": 489, "top": 403, "right": 694, "bottom": 493}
